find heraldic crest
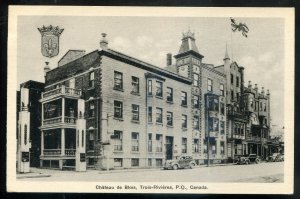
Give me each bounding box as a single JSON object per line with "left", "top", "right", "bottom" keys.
{"left": 38, "top": 25, "right": 64, "bottom": 58}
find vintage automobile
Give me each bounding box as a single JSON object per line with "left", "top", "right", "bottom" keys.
{"left": 235, "top": 154, "right": 261, "bottom": 165}
{"left": 266, "top": 153, "right": 281, "bottom": 162}
{"left": 163, "top": 155, "right": 196, "bottom": 170}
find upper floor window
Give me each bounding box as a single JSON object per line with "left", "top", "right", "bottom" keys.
{"left": 220, "top": 121, "right": 225, "bottom": 134}
{"left": 114, "top": 71, "right": 123, "bottom": 90}
{"left": 264, "top": 102, "right": 267, "bottom": 111}
{"left": 193, "top": 139, "right": 199, "bottom": 153}
{"left": 156, "top": 81, "right": 163, "bottom": 97}
{"left": 231, "top": 90, "right": 234, "bottom": 100}
{"left": 182, "top": 114, "right": 187, "bottom": 128}
{"left": 148, "top": 107, "right": 152, "bottom": 123}
{"left": 89, "top": 72, "right": 95, "bottom": 88}
{"left": 220, "top": 141, "right": 225, "bottom": 155}
{"left": 166, "top": 87, "right": 173, "bottom": 102}
{"left": 166, "top": 111, "right": 173, "bottom": 126}
{"left": 220, "top": 84, "right": 224, "bottom": 96}
{"left": 148, "top": 134, "right": 152, "bottom": 152}
{"left": 131, "top": 76, "right": 139, "bottom": 94}
{"left": 181, "top": 91, "right": 187, "bottom": 106}
{"left": 231, "top": 74, "right": 234, "bottom": 84}
{"left": 156, "top": 134, "right": 163, "bottom": 152}
{"left": 194, "top": 115, "right": 200, "bottom": 130}
{"left": 148, "top": 80, "right": 152, "bottom": 95}
{"left": 260, "top": 102, "right": 263, "bottom": 111}
{"left": 193, "top": 73, "right": 199, "bottom": 86}
{"left": 132, "top": 104, "right": 139, "bottom": 121}
{"left": 193, "top": 95, "right": 200, "bottom": 109}
{"left": 220, "top": 103, "right": 225, "bottom": 115}
{"left": 114, "top": 100, "right": 123, "bottom": 118}
{"left": 236, "top": 76, "right": 239, "bottom": 87}
{"left": 207, "top": 79, "right": 212, "bottom": 92}
{"left": 88, "top": 101, "right": 95, "bottom": 118}
{"left": 156, "top": 108, "right": 163, "bottom": 123}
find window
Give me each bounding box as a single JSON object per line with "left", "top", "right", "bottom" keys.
{"left": 88, "top": 130, "right": 94, "bottom": 150}
{"left": 148, "top": 80, "right": 152, "bottom": 95}
{"left": 231, "top": 90, "right": 234, "bottom": 100}
{"left": 148, "top": 159, "right": 152, "bottom": 167}
{"left": 204, "top": 139, "right": 207, "bottom": 154}
{"left": 193, "top": 95, "right": 200, "bottom": 109}
{"left": 208, "top": 118, "right": 219, "bottom": 132}
{"left": 260, "top": 102, "right": 263, "bottom": 111}
{"left": 236, "top": 93, "right": 240, "bottom": 101}
{"left": 148, "top": 134, "right": 152, "bottom": 152}
{"left": 220, "top": 121, "right": 225, "bottom": 134}
{"left": 193, "top": 73, "right": 199, "bottom": 86}
{"left": 88, "top": 101, "right": 95, "bottom": 118}
{"left": 220, "top": 84, "right": 224, "bottom": 96}
{"left": 231, "top": 74, "right": 234, "bottom": 84}
{"left": 131, "top": 132, "right": 139, "bottom": 151}
{"left": 156, "top": 159, "right": 163, "bottom": 167}
{"left": 212, "top": 142, "right": 217, "bottom": 154}
{"left": 148, "top": 107, "right": 152, "bottom": 123}
{"left": 220, "top": 142, "right": 225, "bottom": 155}
{"left": 182, "top": 114, "right": 187, "bottom": 128}
{"left": 255, "top": 102, "right": 258, "bottom": 111}
{"left": 250, "top": 97, "right": 254, "bottom": 108}
{"left": 264, "top": 102, "right": 267, "bottom": 111}
{"left": 236, "top": 76, "right": 239, "bottom": 87}
{"left": 182, "top": 138, "right": 187, "bottom": 153}
{"left": 113, "top": 130, "right": 122, "bottom": 151}
{"left": 132, "top": 104, "right": 139, "bottom": 121}
{"left": 220, "top": 103, "right": 225, "bottom": 115}
{"left": 193, "top": 139, "right": 199, "bottom": 153}
{"left": 156, "top": 108, "right": 163, "bottom": 123}
{"left": 194, "top": 116, "right": 199, "bottom": 129}
{"left": 166, "top": 87, "right": 173, "bottom": 102}
{"left": 166, "top": 112, "right": 173, "bottom": 126}
{"left": 114, "top": 158, "right": 122, "bottom": 167}
{"left": 207, "top": 79, "right": 212, "bottom": 92}
{"left": 181, "top": 91, "right": 187, "bottom": 106}
{"left": 131, "top": 158, "right": 139, "bottom": 167}
{"left": 131, "top": 76, "right": 139, "bottom": 94}
{"left": 114, "top": 71, "right": 123, "bottom": 90}
{"left": 114, "top": 101, "right": 123, "bottom": 118}
{"left": 156, "top": 134, "right": 163, "bottom": 152}
{"left": 89, "top": 72, "right": 95, "bottom": 87}
{"left": 156, "top": 81, "right": 163, "bottom": 97}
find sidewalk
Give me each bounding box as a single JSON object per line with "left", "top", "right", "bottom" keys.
{"left": 17, "top": 162, "right": 237, "bottom": 179}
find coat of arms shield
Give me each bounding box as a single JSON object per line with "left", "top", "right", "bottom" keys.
{"left": 38, "top": 25, "right": 64, "bottom": 58}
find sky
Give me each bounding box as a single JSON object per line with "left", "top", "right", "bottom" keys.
{"left": 17, "top": 16, "right": 284, "bottom": 128}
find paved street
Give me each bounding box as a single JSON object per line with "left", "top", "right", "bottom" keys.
{"left": 18, "top": 162, "right": 283, "bottom": 182}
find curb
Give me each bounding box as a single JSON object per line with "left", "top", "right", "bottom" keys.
{"left": 17, "top": 174, "right": 51, "bottom": 179}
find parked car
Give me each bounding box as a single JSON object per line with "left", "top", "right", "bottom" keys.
{"left": 266, "top": 153, "right": 281, "bottom": 162}
{"left": 277, "top": 153, "right": 284, "bottom": 162}
{"left": 235, "top": 154, "right": 261, "bottom": 165}
{"left": 164, "top": 155, "right": 196, "bottom": 170}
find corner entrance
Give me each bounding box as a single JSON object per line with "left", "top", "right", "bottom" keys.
{"left": 165, "top": 136, "right": 173, "bottom": 160}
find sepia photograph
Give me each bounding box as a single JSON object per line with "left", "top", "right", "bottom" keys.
{"left": 6, "top": 6, "right": 294, "bottom": 194}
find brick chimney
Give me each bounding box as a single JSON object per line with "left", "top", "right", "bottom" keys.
{"left": 167, "top": 53, "right": 172, "bottom": 66}
{"left": 100, "top": 33, "right": 108, "bottom": 50}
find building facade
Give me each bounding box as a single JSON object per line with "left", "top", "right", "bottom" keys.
{"left": 17, "top": 30, "right": 276, "bottom": 171}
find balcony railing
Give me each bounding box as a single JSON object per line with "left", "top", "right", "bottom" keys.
{"left": 65, "top": 149, "right": 76, "bottom": 156}
{"left": 246, "top": 136, "right": 261, "bottom": 142}
{"left": 43, "top": 149, "right": 61, "bottom": 155}
{"left": 43, "top": 116, "right": 76, "bottom": 126}
{"left": 42, "top": 86, "right": 81, "bottom": 99}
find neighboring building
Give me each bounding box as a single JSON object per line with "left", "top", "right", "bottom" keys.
{"left": 172, "top": 30, "right": 227, "bottom": 164}
{"left": 17, "top": 80, "right": 44, "bottom": 167}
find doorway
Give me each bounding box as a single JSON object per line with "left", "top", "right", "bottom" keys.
{"left": 165, "top": 136, "right": 173, "bottom": 160}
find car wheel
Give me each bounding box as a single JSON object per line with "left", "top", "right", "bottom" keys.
{"left": 172, "top": 164, "right": 178, "bottom": 170}
{"left": 245, "top": 160, "right": 250, "bottom": 165}
{"left": 190, "top": 163, "right": 195, "bottom": 169}
{"left": 255, "top": 159, "right": 260, "bottom": 164}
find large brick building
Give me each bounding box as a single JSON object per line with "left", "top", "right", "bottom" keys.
{"left": 17, "top": 30, "right": 274, "bottom": 170}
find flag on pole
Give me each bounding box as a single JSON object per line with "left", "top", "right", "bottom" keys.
{"left": 230, "top": 18, "right": 249, "bottom": 38}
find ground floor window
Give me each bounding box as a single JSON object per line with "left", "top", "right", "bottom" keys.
{"left": 156, "top": 159, "right": 163, "bottom": 167}
{"left": 148, "top": 159, "right": 152, "bottom": 167}
{"left": 114, "top": 158, "right": 123, "bottom": 167}
{"left": 42, "top": 160, "right": 59, "bottom": 168}
{"left": 131, "top": 158, "right": 139, "bottom": 167}
{"left": 88, "top": 158, "right": 95, "bottom": 165}
{"left": 182, "top": 138, "right": 187, "bottom": 153}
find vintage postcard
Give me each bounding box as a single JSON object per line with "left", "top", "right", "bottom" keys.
{"left": 7, "top": 6, "right": 294, "bottom": 194}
